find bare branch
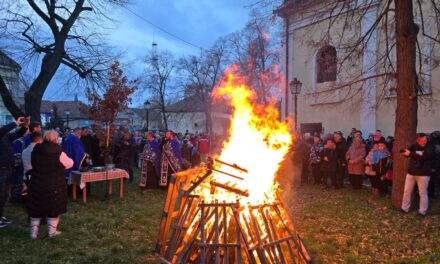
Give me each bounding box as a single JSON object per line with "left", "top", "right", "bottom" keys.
{"left": 26, "top": 0, "right": 59, "bottom": 34}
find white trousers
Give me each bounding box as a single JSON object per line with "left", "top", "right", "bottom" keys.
{"left": 401, "top": 174, "right": 430, "bottom": 215}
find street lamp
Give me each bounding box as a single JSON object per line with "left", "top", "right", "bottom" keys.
{"left": 289, "top": 77, "right": 302, "bottom": 131}
{"left": 143, "top": 100, "right": 151, "bottom": 131}
{"left": 64, "top": 109, "right": 71, "bottom": 131}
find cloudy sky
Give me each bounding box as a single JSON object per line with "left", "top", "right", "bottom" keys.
{"left": 44, "top": 0, "right": 258, "bottom": 102}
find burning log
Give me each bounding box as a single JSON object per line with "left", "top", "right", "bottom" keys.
{"left": 213, "top": 159, "right": 249, "bottom": 173}
{"left": 210, "top": 168, "right": 244, "bottom": 181}
{"left": 156, "top": 166, "right": 311, "bottom": 264}
{"left": 156, "top": 70, "right": 311, "bottom": 263}
{"left": 210, "top": 181, "right": 249, "bottom": 197}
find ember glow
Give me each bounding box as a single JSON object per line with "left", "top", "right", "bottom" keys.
{"left": 204, "top": 68, "right": 293, "bottom": 204}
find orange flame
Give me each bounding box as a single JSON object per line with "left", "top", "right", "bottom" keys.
{"left": 205, "top": 66, "right": 293, "bottom": 205}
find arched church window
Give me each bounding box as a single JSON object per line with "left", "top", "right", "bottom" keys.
{"left": 316, "top": 46, "right": 337, "bottom": 83}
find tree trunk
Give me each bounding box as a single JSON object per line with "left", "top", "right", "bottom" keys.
{"left": 0, "top": 76, "right": 25, "bottom": 118}
{"left": 161, "top": 104, "right": 168, "bottom": 130}
{"left": 24, "top": 52, "right": 63, "bottom": 122}
{"left": 205, "top": 110, "right": 212, "bottom": 136}
{"left": 391, "top": 0, "right": 418, "bottom": 209}
{"left": 0, "top": 51, "right": 63, "bottom": 122}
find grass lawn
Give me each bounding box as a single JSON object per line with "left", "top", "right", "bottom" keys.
{"left": 0, "top": 169, "right": 166, "bottom": 264}
{"left": 283, "top": 184, "right": 440, "bottom": 264}
{"left": 1, "top": 169, "right": 439, "bottom": 263}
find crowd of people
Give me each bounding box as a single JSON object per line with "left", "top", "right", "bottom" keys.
{"left": 1, "top": 115, "right": 439, "bottom": 240}
{"left": 292, "top": 128, "right": 440, "bottom": 216}
{"left": 0, "top": 116, "right": 213, "bottom": 238}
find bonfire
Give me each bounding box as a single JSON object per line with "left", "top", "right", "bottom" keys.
{"left": 156, "top": 69, "right": 311, "bottom": 264}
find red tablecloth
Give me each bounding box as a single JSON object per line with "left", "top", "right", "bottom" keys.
{"left": 68, "top": 169, "right": 129, "bottom": 189}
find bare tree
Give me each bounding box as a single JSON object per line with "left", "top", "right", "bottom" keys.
{"left": 144, "top": 50, "right": 177, "bottom": 130}
{"left": 274, "top": 0, "right": 439, "bottom": 208}
{"left": 0, "top": 0, "right": 128, "bottom": 121}
{"left": 227, "top": 9, "right": 282, "bottom": 104}
{"left": 178, "top": 38, "right": 228, "bottom": 135}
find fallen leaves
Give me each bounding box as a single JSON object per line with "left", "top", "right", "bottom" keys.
{"left": 283, "top": 184, "right": 440, "bottom": 263}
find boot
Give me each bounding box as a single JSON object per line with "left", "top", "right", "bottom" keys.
{"left": 47, "top": 217, "right": 62, "bottom": 238}
{"left": 30, "top": 217, "right": 41, "bottom": 239}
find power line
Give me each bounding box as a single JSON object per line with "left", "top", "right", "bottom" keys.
{"left": 122, "top": 5, "right": 204, "bottom": 50}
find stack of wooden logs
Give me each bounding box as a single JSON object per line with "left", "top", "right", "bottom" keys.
{"left": 156, "top": 162, "right": 311, "bottom": 264}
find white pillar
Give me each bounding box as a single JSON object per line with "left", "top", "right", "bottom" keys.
{"left": 360, "top": 7, "right": 378, "bottom": 136}
{"left": 282, "top": 20, "right": 292, "bottom": 122}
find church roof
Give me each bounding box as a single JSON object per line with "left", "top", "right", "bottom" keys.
{"left": 167, "top": 94, "right": 231, "bottom": 114}
{"left": 0, "top": 50, "right": 21, "bottom": 70}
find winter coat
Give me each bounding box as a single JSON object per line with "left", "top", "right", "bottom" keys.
{"left": 26, "top": 141, "right": 68, "bottom": 216}
{"left": 114, "top": 137, "right": 136, "bottom": 171}
{"left": 293, "top": 140, "right": 311, "bottom": 163}
{"left": 310, "top": 142, "right": 324, "bottom": 164}
{"left": 0, "top": 122, "right": 27, "bottom": 167}
{"left": 372, "top": 149, "right": 390, "bottom": 176}
{"left": 335, "top": 139, "right": 348, "bottom": 166}
{"left": 364, "top": 150, "right": 376, "bottom": 176}
{"left": 346, "top": 144, "right": 366, "bottom": 175}
{"left": 321, "top": 147, "right": 338, "bottom": 172}
{"left": 365, "top": 137, "right": 386, "bottom": 155}
{"left": 407, "top": 143, "right": 434, "bottom": 176}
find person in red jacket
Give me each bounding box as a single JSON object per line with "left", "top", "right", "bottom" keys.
{"left": 198, "top": 133, "right": 210, "bottom": 162}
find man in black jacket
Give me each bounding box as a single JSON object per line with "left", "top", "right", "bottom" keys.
{"left": 0, "top": 116, "right": 27, "bottom": 228}
{"left": 334, "top": 131, "right": 347, "bottom": 189}
{"left": 321, "top": 138, "right": 338, "bottom": 189}
{"left": 114, "top": 129, "right": 136, "bottom": 183}
{"left": 401, "top": 133, "right": 434, "bottom": 216}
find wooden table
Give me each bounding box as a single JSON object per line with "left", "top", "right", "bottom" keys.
{"left": 68, "top": 169, "right": 129, "bottom": 203}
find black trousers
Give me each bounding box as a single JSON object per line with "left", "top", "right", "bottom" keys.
{"left": 335, "top": 164, "right": 345, "bottom": 188}
{"left": 322, "top": 171, "right": 337, "bottom": 187}
{"left": 311, "top": 163, "right": 322, "bottom": 184}
{"left": 146, "top": 162, "right": 159, "bottom": 189}
{"left": 0, "top": 167, "right": 13, "bottom": 217}
{"left": 30, "top": 214, "right": 58, "bottom": 218}
{"left": 301, "top": 160, "right": 311, "bottom": 184}
{"left": 349, "top": 174, "right": 363, "bottom": 189}
{"left": 371, "top": 174, "right": 387, "bottom": 195}
{"left": 428, "top": 171, "right": 439, "bottom": 198}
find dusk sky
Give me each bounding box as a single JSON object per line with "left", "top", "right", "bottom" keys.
{"left": 44, "top": 0, "right": 259, "bottom": 104}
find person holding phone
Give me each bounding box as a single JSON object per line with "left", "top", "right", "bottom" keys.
{"left": 401, "top": 133, "right": 434, "bottom": 216}
{"left": 0, "top": 116, "right": 28, "bottom": 228}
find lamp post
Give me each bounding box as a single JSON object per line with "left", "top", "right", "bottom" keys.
{"left": 64, "top": 109, "right": 71, "bottom": 132}
{"left": 143, "top": 100, "right": 151, "bottom": 131}
{"left": 50, "top": 108, "right": 54, "bottom": 124}
{"left": 289, "top": 77, "right": 302, "bottom": 131}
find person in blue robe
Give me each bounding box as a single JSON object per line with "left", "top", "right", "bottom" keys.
{"left": 62, "top": 128, "right": 87, "bottom": 179}
{"left": 159, "top": 131, "right": 182, "bottom": 186}
{"left": 139, "top": 132, "right": 161, "bottom": 190}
